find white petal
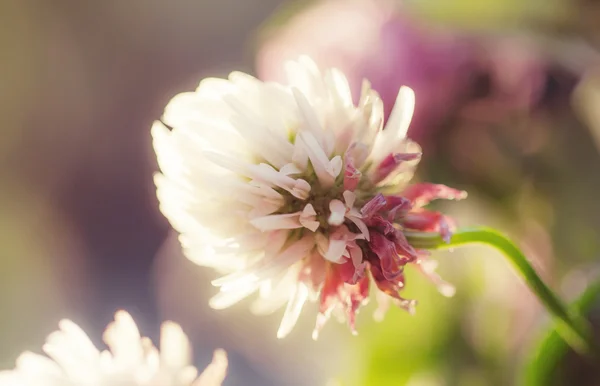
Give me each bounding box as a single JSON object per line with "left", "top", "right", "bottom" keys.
{"left": 251, "top": 265, "right": 301, "bottom": 315}
{"left": 216, "top": 273, "right": 260, "bottom": 293}
{"left": 330, "top": 155, "right": 343, "bottom": 179}
{"left": 324, "top": 239, "right": 348, "bottom": 263}
{"left": 277, "top": 283, "right": 309, "bottom": 339}
{"left": 328, "top": 199, "right": 346, "bottom": 226}
{"left": 212, "top": 235, "right": 314, "bottom": 289}
{"left": 285, "top": 57, "right": 325, "bottom": 103}
{"left": 324, "top": 68, "right": 353, "bottom": 109}
{"left": 370, "top": 86, "right": 416, "bottom": 165}
{"left": 293, "top": 87, "right": 326, "bottom": 149}
{"left": 298, "top": 132, "right": 337, "bottom": 188}
{"left": 225, "top": 95, "right": 293, "bottom": 167}
{"left": 279, "top": 163, "right": 302, "bottom": 176}
{"left": 316, "top": 233, "right": 347, "bottom": 263}
{"left": 348, "top": 214, "right": 370, "bottom": 241}
{"left": 195, "top": 349, "right": 228, "bottom": 386}
{"left": 250, "top": 212, "right": 303, "bottom": 231}
{"left": 343, "top": 190, "right": 356, "bottom": 209}
{"left": 300, "top": 204, "right": 320, "bottom": 232}
{"left": 292, "top": 139, "right": 309, "bottom": 170}
{"left": 385, "top": 86, "right": 415, "bottom": 141}
{"left": 209, "top": 282, "right": 261, "bottom": 309}
{"left": 102, "top": 311, "right": 143, "bottom": 363}
{"left": 15, "top": 352, "right": 63, "bottom": 376}
{"left": 160, "top": 322, "right": 191, "bottom": 367}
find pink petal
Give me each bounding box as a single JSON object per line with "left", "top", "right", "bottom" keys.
{"left": 313, "top": 265, "right": 343, "bottom": 340}
{"left": 337, "top": 258, "right": 358, "bottom": 284}
{"left": 346, "top": 276, "right": 370, "bottom": 335}
{"left": 391, "top": 229, "right": 418, "bottom": 261}
{"left": 364, "top": 214, "right": 396, "bottom": 235}
{"left": 369, "top": 262, "right": 416, "bottom": 315}
{"left": 402, "top": 210, "right": 454, "bottom": 243}
{"left": 372, "top": 152, "right": 421, "bottom": 184}
{"left": 369, "top": 260, "right": 403, "bottom": 296}
{"left": 349, "top": 242, "right": 364, "bottom": 269}
{"left": 298, "top": 250, "right": 327, "bottom": 291}
{"left": 383, "top": 195, "right": 412, "bottom": 221}
{"left": 369, "top": 232, "right": 404, "bottom": 281}
{"left": 402, "top": 183, "right": 468, "bottom": 208}
{"left": 313, "top": 262, "right": 370, "bottom": 339}
{"left": 343, "top": 154, "right": 361, "bottom": 191}
{"left": 364, "top": 216, "right": 416, "bottom": 260}
{"left": 360, "top": 193, "right": 387, "bottom": 218}
{"left": 334, "top": 242, "right": 366, "bottom": 286}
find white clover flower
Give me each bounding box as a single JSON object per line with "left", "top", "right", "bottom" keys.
{"left": 0, "top": 311, "right": 227, "bottom": 386}
{"left": 153, "top": 56, "right": 466, "bottom": 339}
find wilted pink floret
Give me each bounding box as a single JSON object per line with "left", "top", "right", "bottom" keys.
{"left": 372, "top": 152, "right": 421, "bottom": 183}
{"left": 402, "top": 183, "right": 468, "bottom": 208}
{"left": 312, "top": 181, "right": 466, "bottom": 337}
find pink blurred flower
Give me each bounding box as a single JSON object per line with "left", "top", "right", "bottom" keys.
{"left": 257, "top": 0, "right": 476, "bottom": 143}
{"left": 460, "top": 37, "right": 549, "bottom": 123}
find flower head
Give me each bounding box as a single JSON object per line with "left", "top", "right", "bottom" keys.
{"left": 0, "top": 311, "right": 227, "bottom": 386}
{"left": 153, "top": 56, "right": 466, "bottom": 338}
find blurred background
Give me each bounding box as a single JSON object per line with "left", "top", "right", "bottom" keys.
{"left": 2, "top": 0, "right": 600, "bottom": 384}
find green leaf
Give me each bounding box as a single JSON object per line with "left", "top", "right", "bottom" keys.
{"left": 522, "top": 281, "right": 600, "bottom": 386}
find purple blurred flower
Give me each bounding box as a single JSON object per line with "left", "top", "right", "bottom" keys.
{"left": 459, "top": 38, "right": 549, "bottom": 123}
{"left": 256, "top": 0, "right": 476, "bottom": 143}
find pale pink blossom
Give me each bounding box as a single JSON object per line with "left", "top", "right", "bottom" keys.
{"left": 153, "top": 56, "right": 466, "bottom": 339}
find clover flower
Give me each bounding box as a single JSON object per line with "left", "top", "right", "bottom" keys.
{"left": 152, "top": 56, "right": 466, "bottom": 339}
{"left": 0, "top": 311, "right": 227, "bottom": 386}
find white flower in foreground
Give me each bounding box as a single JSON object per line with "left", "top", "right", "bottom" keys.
{"left": 0, "top": 311, "right": 227, "bottom": 386}
{"left": 153, "top": 56, "right": 466, "bottom": 339}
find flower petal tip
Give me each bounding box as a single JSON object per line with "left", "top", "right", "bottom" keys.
{"left": 439, "top": 283, "right": 456, "bottom": 297}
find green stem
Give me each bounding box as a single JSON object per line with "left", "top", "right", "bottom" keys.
{"left": 405, "top": 226, "right": 599, "bottom": 358}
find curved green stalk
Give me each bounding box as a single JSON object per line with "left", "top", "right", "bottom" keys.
{"left": 405, "top": 226, "right": 599, "bottom": 358}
